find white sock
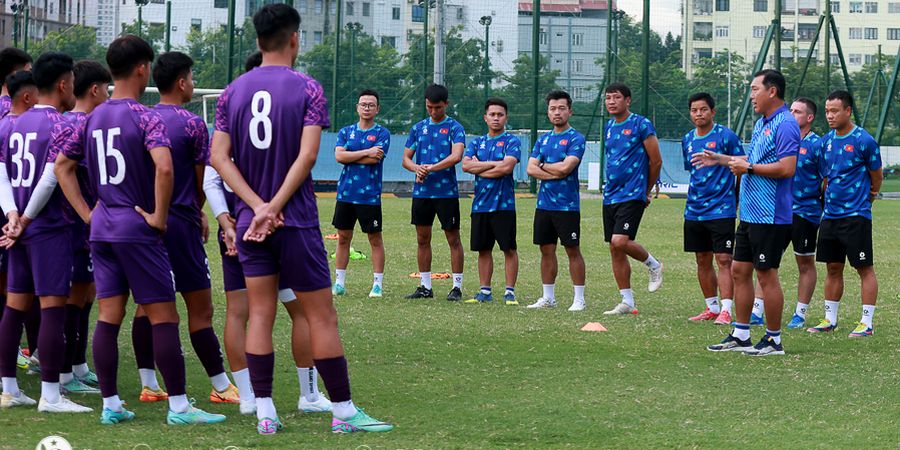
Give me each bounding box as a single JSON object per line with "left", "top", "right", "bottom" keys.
{"left": 2, "top": 377, "right": 18, "bottom": 395}
{"left": 752, "top": 298, "right": 765, "bottom": 317}
{"left": 333, "top": 399, "right": 357, "bottom": 420}
{"left": 795, "top": 301, "right": 809, "bottom": 319}
{"left": 373, "top": 272, "right": 383, "bottom": 287}
{"left": 335, "top": 269, "right": 346, "bottom": 286}
{"left": 542, "top": 284, "right": 555, "bottom": 300}
{"left": 41, "top": 382, "right": 61, "bottom": 403}
{"left": 420, "top": 272, "right": 432, "bottom": 290}
{"left": 705, "top": 296, "right": 721, "bottom": 314}
{"left": 620, "top": 289, "right": 635, "bottom": 308}
{"left": 256, "top": 396, "right": 277, "bottom": 420}
{"left": 765, "top": 329, "right": 782, "bottom": 345}
{"left": 573, "top": 285, "right": 585, "bottom": 301}
{"left": 452, "top": 273, "right": 463, "bottom": 289}
{"left": 861, "top": 305, "right": 875, "bottom": 327}
{"left": 60, "top": 372, "right": 74, "bottom": 384}
{"left": 824, "top": 300, "right": 840, "bottom": 325}
{"left": 102, "top": 395, "right": 123, "bottom": 412}
{"left": 232, "top": 368, "right": 254, "bottom": 401}
{"left": 297, "top": 367, "right": 320, "bottom": 402}
{"left": 732, "top": 325, "right": 751, "bottom": 341}
{"left": 721, "top": 298, "right": 734, "bottom": 313}
{"left": 169, "top": 394, "right": 190, "bottom": 413}
{"left": 73, "top": 363, "right": 90, "bottom": 378}
{"left": 139, "top": 368, "right": 160, "bottom": 390}
{"left": 643, "top": 254, "right": 661, "bottom": 270}
{"left": 210, "top": 372, "right": 231, "bottom": 392}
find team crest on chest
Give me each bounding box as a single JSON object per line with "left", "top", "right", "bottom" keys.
{"left": 367, "top": 135, "right": 376, "bottom": 141}
{"left": 844, "top": 144, "right": 854, "bottom": 152}
{"left": 623, "top": 129, "right": 632, "bottom": 136}
{"left": 706, "top": 141, "right": 716, "bottom": 149}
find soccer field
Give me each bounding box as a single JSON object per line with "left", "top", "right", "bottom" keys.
{"left": 1, "top": 198, "right": 898, "bottom": 449}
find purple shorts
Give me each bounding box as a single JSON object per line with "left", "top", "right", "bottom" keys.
{"left": 164, "top": 214, "right": 211, "bottom": 293}
{"left": 72, "top": 249, "right": 94, "bottom": 284}
{"left": 8, "top": 231, "right": 74, "bottom": 297}
{"left": 236, "top": 226, "right": 331, "bottom": 293}
{"left": 0, "top": 248, "right": 7, "bottom": 276}
{"left": 218, "top": 227, "right": 246, "bottom": 292}
{"left": 91, "top": 241, "right": 176, "bottom": 304}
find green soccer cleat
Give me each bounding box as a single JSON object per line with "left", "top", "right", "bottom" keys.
{"left": 167, "top": 401, "right": 227, "bottom": 425}
{"left": 332, "top": 283, "right": 346, "bottom": 296}
{"left": 76, "top": 370, "right": 99, "bottom": 388}
{"left": 331, "top": 407, "right": 394, "bottom": 433}
{"left": 62, "top": 378, "right": 100, "bottom": 395}
{"left": 100, "top": 407, "right": 136, "bottom": 425}
{"left": 368, "top": 284, "right": 383, "bottom": 298}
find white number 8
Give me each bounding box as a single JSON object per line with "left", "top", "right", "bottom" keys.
{"left": 249, "top": 90, "right": 272, "bottom": 150}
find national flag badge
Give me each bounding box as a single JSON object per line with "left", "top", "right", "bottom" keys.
{"left": 800, "top": 147, "right": 807, "bottom": 154}
{"left": 706, "top": 141, "right": 716, "bottom": 149}
{"left": 764, "top": 128, "right": 772, "bottom": 136}
{"left": 496, "top": 141, "right": 504, "bottom": 146}
{"left": 440, "top": 128, "right": 449, "bottom": 134}
{"left": 844, "top": 144, "right": 854, "bottom": 152}
{"left": 623, "top": 129, "right": 632, "bottom": 136}
{"left": 366, "top": 135, "right": 377, "bottom": 141}
{"left": 560, "top": 139, "right": 568, "bottom": 145}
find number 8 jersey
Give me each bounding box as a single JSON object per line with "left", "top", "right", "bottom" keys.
{"left": 62, "top": 98, "right": 171, "bottom": 243}
{"left": 214, "top": 65, "right": 330, "bottom": 229}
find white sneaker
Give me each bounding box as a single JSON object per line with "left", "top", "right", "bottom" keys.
{"left": 603, "top": 302, "right": 637, "bottom": 316}
{"left": 298, "top": 394, "right": 332, "bottom": 413}
{"left": 568, "top": 298, "right": 586, "bottom": 311}
{"left": 37, "top": 396, "right": 93, "bottom": 413}
{"left": 648, "top": 263, "right": 663, "bottom": 292}
{"left": 240, "top": 397, "right": 257, "bottom": 415}
{"left": 526, "top": 297, "right": 557, "bottom": 309}
{"left": 0, "top": 390, "right": 36, "bottom": 408}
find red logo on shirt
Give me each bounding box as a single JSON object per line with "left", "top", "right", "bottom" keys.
{"left": 496, "top": 141, "right": 504, "bottom": 147}
{"left": 440, "top": 128, "right": 449, "bottom": 135}
{"left": 623, "top": 129, "right": 632, "bottom": 136}
{"left": 366, "top": 135, "right": 377, "bottom": 141}
{"left": 560, "top": 139, "right": 568, "bottom": 145}
{"left": 764, "top": 128, "right": 771, "bottom": 136}
{"left": 706, "top": 141, "right": 716, "bottom": 149}
{"left": 844, "top": 144, "right": 854, "bottom": 152}
{"left": 800, "top": 147, "right": 807, "bottom": 154}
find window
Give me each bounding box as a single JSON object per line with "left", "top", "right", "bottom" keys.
{"left": 890, "top": 3, "right": 900, "bottom": 13}
{"left": 830, "top": 1, "right": 840, "bottom": 12}
{"left": 392, "top": 6, "right": 400, "bottom": 20}
{"left": 865, "top": 1, "right": 877, "bottom": 13}
{"left": 572, "top": 33, "right": 584, "bottom": 46}
{"left": 754, "top": 0, "right": 767, "bottom": 12}
{"left": 381, "top": 36, "right": 396, "bottom": 48}
{"left": 363, "top": 2, "right": 370, "bottom": 16}
{"left": 889, "top": 28, "right": 900, "bottom": 40}
{"left": 572, "top": 59, "right": 583, "bottom": 73}
{"left": 411, "top": 4, "right": 424, "bottom": 22}
{"left": 456, "top": 6, "right": 463, "bottom": 21}
{"left": 865, "top": 27, "right": 878, "bottom": 39}
{"left": 865, "top": 54, "right": 877, "bottom": 64}
{"left": 715, "top": 25, "right": 729, "bottom": 37}
{"left": 781, "top": 25, "right": 795, "bottom": 40}
{"left": 753, "top": 25, "right": 767, "bottom": 38}
{"left": 571, "top": 87, "right": 584, "bottom": 101}
{"left": 190, "top": 18, "right": 201, "bottom": 32}
{"left": 314, "top": 31, "right": 322, "bottom": 45}
{"left": 830, "top": 53, "right": 840, "bottom": 64}
{"left": 694, "top": 0, "right": 712, "bottom": 15}
{"left": 715, "top": 0, "right": 729, "bottom": 11}
{"left": 346, "top": 2, "right": 354, "bottom": 16}
{"left": 848, "top": 54, "right": 862, "bottom": 64}
{"left": 798, "top": 23, "right": 818, "bottom": 40}
{"left": 330, "top": 1, "right": 336, "bottom": 14}
{"left": 539, "top": 29, "right": 547, "bottom": 45}
{"left": 315, "top": 0, "right": 323, "bottom": 14}
{"left": 692, "top": 48, "right": 713, "bottom": 64}
{"left": 849, "top": 27, "right": 862, "bottom": 39}
{"left": 849, "top": 1, "right": 862, "bottom": 12}
{"left": 214, "top": 0, "right": 227, "bottom": 8}
{"left": 694, "top": 22, "right": 713, "bottom": 41}
{"left": 298, "top": 0, "right": 307, "bottom": 13}
{"left": 301, "top": 30, "right": 307, "bottom": 47}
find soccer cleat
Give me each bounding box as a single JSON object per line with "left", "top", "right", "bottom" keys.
{"left": 526, "top": 297, "right": 556, "bottom": 309}
{"left": 210, "top": 384, "right": 240, "bottom": 404}
{"left": 16, "top": 348, "right": 29, "bottom": 370}
{"left": 139, "top": 386, "right": 169, "bottom": 402}
{"left": 848, "top": 322, "right": 873, "bottom": 338}
{"left": 603, "top": 302, "right": 637, "bottom": 316}
{"left": 62, "top": 378, "right": 101, "bottom": 395}
{"left": 0, "top": 390, "right": 36, "bottom": 408}
{"left": 749, "top": 313, "right": 765, "bottom": 326}
{"left": 76, "top": 370, "right": 99, "bottom": 388}
{"left": 239, "top": 398, "right": 257, "bottom": 415}
{"left": 331, "top": 407, "right": 394, "bottom": 433}
{"left": 368, "top": 284, "right": 383, "bottom": 298}
{"left": 807, "top": 319, "right": 837, "bottom": 334}
{"left": 689, "top": 308, "right": 718, "bottom": 321}
{"left": 648, "top": 263, "right": 663, "bottom": 292}
{"left": 714, "top": 310, "right": 733, "bottom": 325}
{"left": 167, "top": 401, "right": 227, "bottom": 425}
{"left": 26, "top": 356, "right": 41, "bottom": 375}
{"left": 503, "top": 292, "right": 518, "bottom": 306}
{"left": 464, "top": 292, "right": 493, "bottom": 304}
{"left": 257, "top": 417, "right": 284, "bottom": 435}
{"left": 707, "top": 334, "right": 754, "bottom": 352}
{"left": 745, "top": 336, "right": 785, "bottom": 356}
{"left": 299, "top": 394, "right": 333, "bottom": 413}
{"left": 100, "top": 407, "right": 135, "bottom": 425}
{"left": 404, "top": 286, "right": 433, "bottom": 299}
{"left": 447, "top": 287, "right": 462, "bottom": 302}
{"left": 786, "top": 314, "right": 806, "bottom": 329}
{"left": 332, "top": 283, "right": 346, "bottom": 296}
{"left": 568, "top": 298, "right": 586, "bottom": 312}
{"left": 38, "top": 396, "right": 93, "bottom": 413}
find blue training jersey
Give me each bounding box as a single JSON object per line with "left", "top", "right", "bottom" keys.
{"left": 681, "top": 123, "right": 744, "bottom": 221}
{"left": 739, "top": 105, "right": 800, "bottom": 225}
{"left": 531, "top": 127, "right": 586, "bottom": 212}
{"left": 792, "top": 131, "right": 827, "bottom": 224}
{"left": 335, "top": 123, "right": 391, "bottom": 205}
{"left": 405, "top": 116, "right": 466, "bottom": 199}
{"left": 465, "top": 131, "right": 521, "bottom": 213}
{"left": 822, "top": 126, "right": 882, "bottom": 220}
{"left": 603, "top": 113, "right": 657, "bottom": 205}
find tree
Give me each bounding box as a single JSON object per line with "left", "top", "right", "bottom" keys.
{"left": 496, "top": 53, "right": 560, "bottom": 132}
{"left": 690, "top": 51, "right": 751, "bottom": 130}
{"left": 181, "top": 18, "right": 258, "bottom": 89}
{"left": 29, "top": 25, "right": 106, "bottom": 61}
{"left": 121, "top": 20, "right": 166, "bottom": 54}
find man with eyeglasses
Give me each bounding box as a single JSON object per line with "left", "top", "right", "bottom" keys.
{"left": 331, "top": 89, "right": 391, "bottom": 298}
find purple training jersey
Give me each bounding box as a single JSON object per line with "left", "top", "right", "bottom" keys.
{"left": 154, "top": 104, "right": 209, "bottom": 225}
{"left": 65, "top": 111, "right": 95, "bottom": 252}
{"left": 4, "top": 106, "right": 74, "bottom": 241}
{"left": 214, "top": 65, "right": 330, "bottom": 229}
{"left": 0, "top": 113, "right": 18, "bottom": 163}
{"left": 0, "top": 95, "right": 11, "bottom": 119}
{"left": 62, "top": 98, "right": 171, "bottom": 244}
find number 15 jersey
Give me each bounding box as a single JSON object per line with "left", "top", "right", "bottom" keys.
{"left": 215, "top": 65, "right": 330, "bottom": 230}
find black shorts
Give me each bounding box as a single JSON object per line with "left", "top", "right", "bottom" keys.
{"left": 683, "top": 218, "right": 735, "bottom": 254}
{"left": 733, "top": 221, "right": 792, "bottom": 269}
{"left": 411, "top": 198, "right": 460, "bottom": 230}
{"left": 603, "top": 200, "right": 645, "bottom": 242}
{"left": 533, "top": 209, "right": 580, "bottom": 247}
{"left": 470, "top": 211, "right": 517, "bottom": 252}
{"left": 332, "top": 201, "right": 383, "bottom": 233}
{"left": 790, "top": 214, "right": 819, "bottom": 256}
{"left": 816, "top": 217, "right": 873, "bottom": 267}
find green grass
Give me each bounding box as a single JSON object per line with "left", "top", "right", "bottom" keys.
{"left": 2, "top": 198, "right": 898, "bottom": 449}
{"left": 880, "top": 177, "right": 900, "bottom": 193}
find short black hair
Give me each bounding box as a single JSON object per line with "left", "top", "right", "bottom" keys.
{"left": 6, "top": 71, "right": 36, "bottom": 100}
{"left": 358, "top": 89, "right": 379, "bottom": 104}
{"left": 793, "top": 96, "right": 817, "bottom": 117}
{"left": 484, "top": 97, "right": 508, "bottom": 113}
{"left": 545, "top": 89, "right": 572, "bottom": 107}
{"left": 244, "top": 51, "right": 262, "bottom": 73}
{"left": 424, "top": 83, "right": 448, "bottom": 103}
{"left": 826, "top": 90, "right": 854, "bottom": 110}
{"left": 605, "top": 82, "right": 631, "bottom": 99}
{"left": 32, "top": 52, "right": 74, "bottom": 92}
{"left": 753, "top": 69, "right": 786, "bottom": 100}
{"left": 688, "top": 92, "right": 715, "bottom": 110}
{"left": 153, "top": 51, "right": 194, "bottom": 94}
{"left": 254, "top": 3, "right": 301, "bottom": 52}
{"left": 107, "top": 35, "right": 155, "bottom": 79}
{"left": 73, "top": 60, "right": 112, "bottom": 98}
{"left": 0, "top": 48, "right": 33, "bottom": 87}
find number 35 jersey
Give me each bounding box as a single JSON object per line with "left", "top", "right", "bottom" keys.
{"left": 62, "top": 98, "right": 171, "bottom": 244}
{"left": 215, "top": 65, "right": 331, "bottom": 230}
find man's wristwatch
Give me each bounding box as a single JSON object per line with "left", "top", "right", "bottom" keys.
{"left": 747, "top": 163, "right": 754, "bottom": 175}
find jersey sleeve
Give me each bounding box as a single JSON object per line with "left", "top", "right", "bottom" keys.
{"left": 567, "top": 133, "right": 586, "bottom": 160}
{"left": 60, "top": 119, "right": 85, "bottom": 162}
{"left": 862, "top": 134, "right": 882, "bottom": 171}
{"left": 302, "top": 78, "right": 330, "bottom": 129}
{"left": 639, "top": 117, "right": 657, "bottom": 141}
{"left": 464, "top": 137, "right": 477, "bottom": 159}
{"left": 815, "top": 139, "right": 828, "bottom": 178}
{"left": 681, "top": 134, "right": 692, "bottom": 171}
{"left": 530, "top": 138, "right": 542, "bottom": 160}
{"left": 214, "top": 84, "right": 232, "bottom": 133}
{"left": 405, "top": 124, "right": 419, "bottom": 150}
{"left": 726, "top": 129, "right": 745, "bottom": 157}
{"left": 451, "top": 122, "right": 466, "bottom": 145}
{"left": 335, "top": 126, "right": 349, "bottom": 149}
{"left": 140, "top": 110, "right": 172, "bottom": 152}
{"left": 774, "top": 119, "right": 800, "bottom": 159}
{"left": 188, "top": 115, "right": 210, "bottom": 165}
{"left": 377, "top": 127, "right": 391, "bottom": 155}
{"left": 48, "top": 118, "right": 75, "bottom": 162}
{"left": 506, "top": 136, "right": 522, "bottom": 162}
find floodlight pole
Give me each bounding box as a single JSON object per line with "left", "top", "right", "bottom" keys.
{"left": 23, "top": 5, "right": 29, "bottom": 52}
{"left": 529, "top": 0, "right": 540, "bottom": 194}
{"left": 165, "top": 1, "right": 172, "bottom": 52}
{"left": 331, "top": 0, "right": 343, "bottom": 128}
{"left": 226, "top": 0, "right": 236, "bottom": 83}
{"left": 640, "top": 0, "right": 649, "bottom": 115}
{"left": 825, "top": 0, "right": 831, "bottom": 95}
{"left": 480, "top": 15, "right": 492, "bottom": 103}
{"left": 774, "top": 0, "right": 782, "bottom": 71}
